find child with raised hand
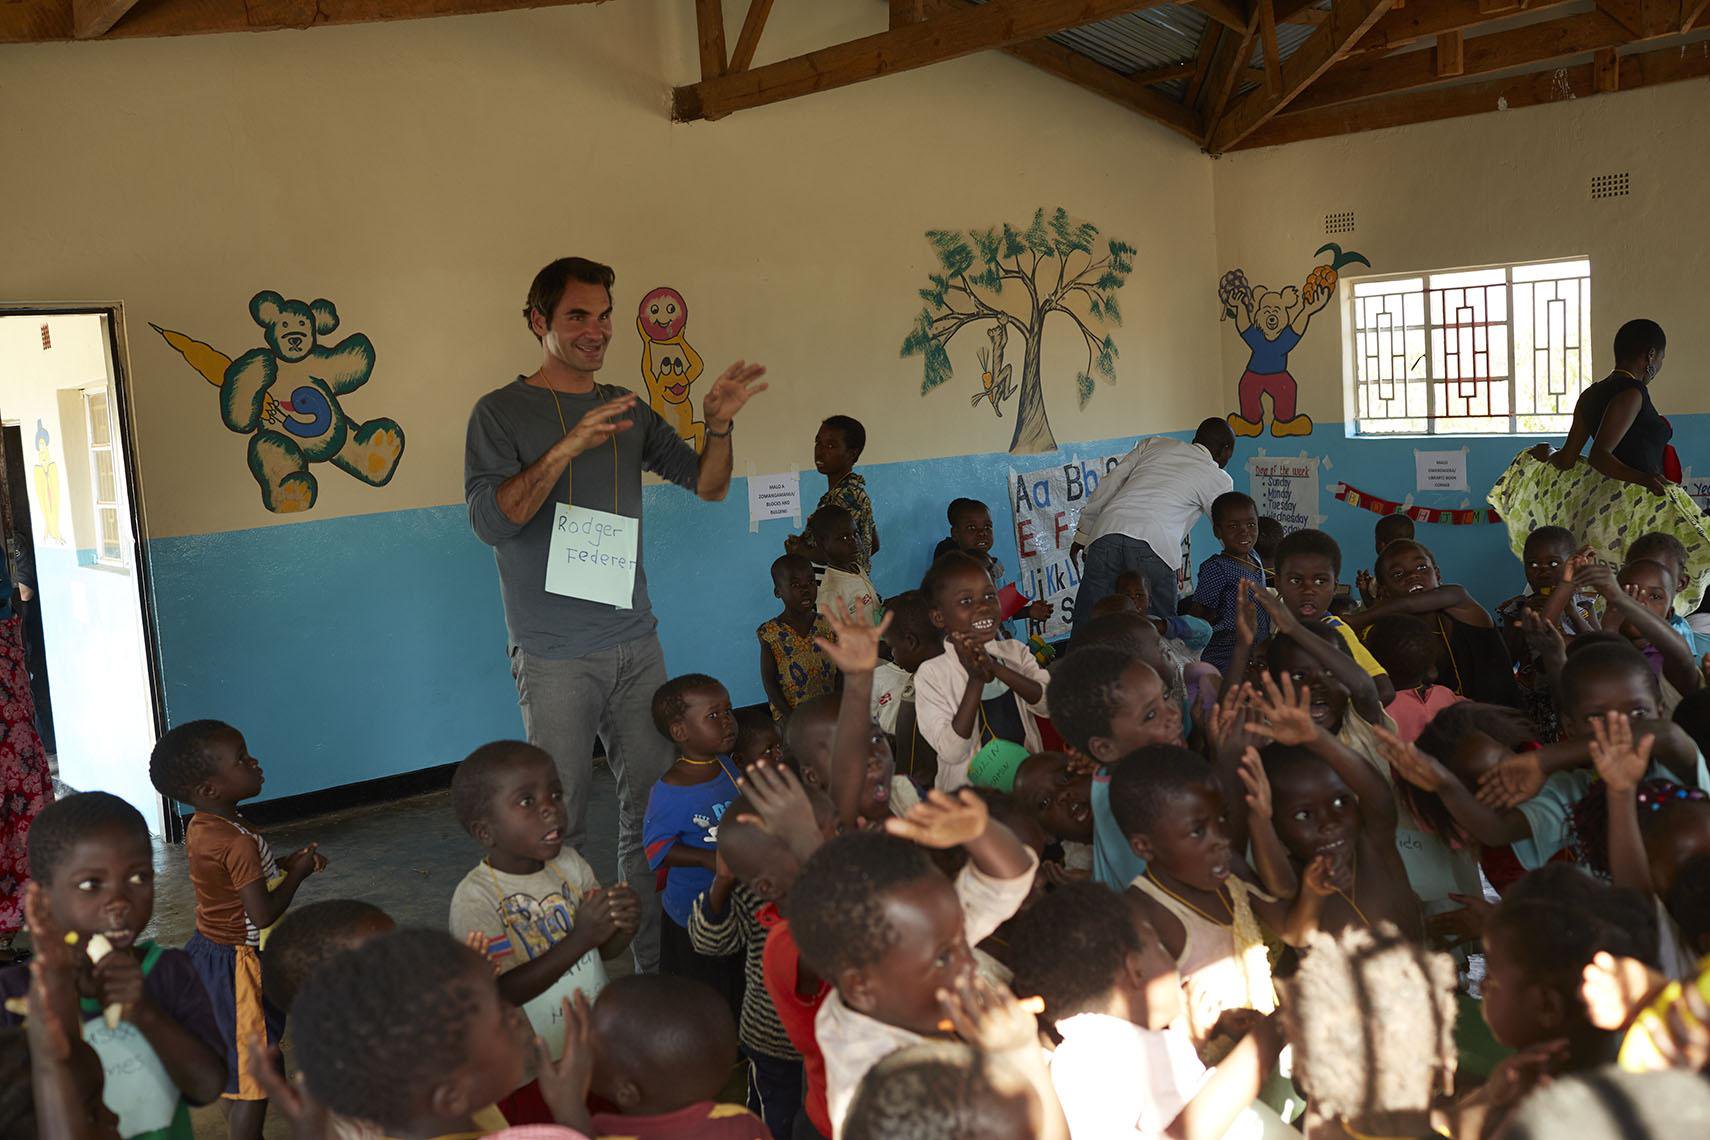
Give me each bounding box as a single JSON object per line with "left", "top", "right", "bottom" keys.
{"left": 288, "top": 928, "right": 544, "bottom": 1140}
{"left": 1582, "top": 558, "right": 1706, "bottom": 705}
{"left": 1045, "top": 645, "right": 1184, "bottom": 889}
{"left": 1350, "top": 538, "right": 1521, "bottom": 707}
{"left": 641, "top": 676, "right": 745, "bottom": 993}
{"left": 757, "top": 553, "right": 838, "bottom": 725}
{"left": 1272, "top": 529, "right": 1396, "bottom": 706}
{"left": 1008, "top": 881, "right": 1290, "bottom": 1140}
{"left": 784, "top": 785, "right": 1037, "bottom": 1135}
{"left": 811, "top": 603, "right": 922, "bottom": 831}
{"left": 914, "top": 552, "right": 1050, "bottom": 791}
{"left": 1282, "top": 923, "right": 1459, "bottom": 1140}
{"left": 805, "top": 506, "right": 881, "bottom": 627}
{"left": 813, "top": 415, "right": 878, "bottom": 572}
{"left": 1628, "top": 530, "right": 1700, "bottom": 632}
{"left": 2, "top": 883, "right": 124, "bottom": 1140}
{"left": 933, "top": 498, "right": 1053, "bottom": 632}
{"left": 1189, "top": 491, "right": 1271, "bottom": 672}
{"left": 872, "top": 591, "right": 940, "bottom": 788}
{"left": 784, "top": 693, "right": 902, "bottom": 832}
{"left": 1113, "top": 744, "right": 1305, "bottom": 1061}
{"left": 1584, "top": 710, "right": 1710, "bottom": 978}
{"left": 1243, "top": 671, "right": 1425, "bottom": 943}
{"left": 843, "top": 974, "right": 1068, "bottom": 1140}
{"left": 0, "top": 797, "right": 226, "bottom": 1140}
{"left": 1363, "top": 614, "right": 1466, "bottom": 742}
{"left": 448, "top": 742, "right": 637, "bottom": 1058}
{"left": 1397, "top": 639, "right": 1708, "bottom": 874}
{"left": 146, "top": 720, "right": 325, "bottom": 1140}
{"left": 586, "top": 974, "right": 769, "bottom": 1139}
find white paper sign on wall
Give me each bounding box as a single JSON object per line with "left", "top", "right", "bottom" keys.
{"left": 747, "top": 471, "right": 801, "bottom": 532}
{"left": 1414, "top": 448, "right": 1469, "bottom": 492}
{"left": 1682, "top": 468, "right": 1710, "bottom": 515}
{"left": 1247, "top": 451, "right": 1325, "bottom": 532}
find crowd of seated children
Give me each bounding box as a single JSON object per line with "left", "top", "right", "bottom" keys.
{"left": 18, "top": 448, "right": 1710, "bottom": 1140}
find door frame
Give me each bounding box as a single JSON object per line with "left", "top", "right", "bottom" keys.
{"left": 0, "top": 303, "right": 174, "bottom": 836}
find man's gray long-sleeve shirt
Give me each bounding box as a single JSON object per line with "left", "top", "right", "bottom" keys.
{"left": 465, "top": 377, "right": 699, "bottom": 659}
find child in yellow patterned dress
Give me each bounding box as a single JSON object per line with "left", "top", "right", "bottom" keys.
{"left": 757, "top": 553, "right": 839, "bottom": 725}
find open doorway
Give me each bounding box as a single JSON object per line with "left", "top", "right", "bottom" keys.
{"left": 0, "top": 309, "right": 165, "bottom": 834}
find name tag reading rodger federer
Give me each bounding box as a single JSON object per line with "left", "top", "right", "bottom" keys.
{"left": 545, "top": 503, "right": 638, "bottom": 609}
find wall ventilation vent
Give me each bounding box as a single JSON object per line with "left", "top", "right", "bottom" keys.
{"left": 1324, "top": 210, "right": 1355, "bottom": 235}
{"left": 1590, "top": 172, "right": 1630, "bottom": 199}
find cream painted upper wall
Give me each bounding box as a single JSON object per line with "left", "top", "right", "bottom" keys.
{"left": 0, "top": 0, "right": 1220, "bottom": 539}
{"left": 1210, "top": 79, "right": 1710, "bottom": 426}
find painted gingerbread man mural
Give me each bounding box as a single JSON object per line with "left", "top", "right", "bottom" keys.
{"left": 1220, "top": 243, "right": 1369, "bottom": 438}
{"left": 637, "top": 286, "right": 705, "bottom": 451}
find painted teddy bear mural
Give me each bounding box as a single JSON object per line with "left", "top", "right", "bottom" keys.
{"left": 154, "top": 290, "right": 405, "bottom": 513}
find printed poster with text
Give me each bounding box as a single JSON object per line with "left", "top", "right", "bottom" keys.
{"left": 1246, "top": 452, "right": 1325, "bottom": 532}
{"left": 1010, "top": 453, "right": 1127, "bottom": 640}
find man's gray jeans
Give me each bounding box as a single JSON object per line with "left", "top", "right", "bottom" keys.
{"left": 1071, "top": 533, "right": 1180, "bottom": 630}
{"left": 511, "top": 633, "right": 673, "bottom": 973}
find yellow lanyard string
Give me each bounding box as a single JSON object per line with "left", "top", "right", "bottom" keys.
{"left": 1431, "top": 614, "right": 1466, "bottom": 694}
{"left": 547, "top": 384, "right": 619, "bottom": 513}
{"left": 1144, "top": 868, "right": 1235, "bottom": 928}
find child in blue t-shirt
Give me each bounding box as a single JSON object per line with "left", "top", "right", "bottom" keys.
{"left": 1189, "top": 490, "right": 1270, "bottom": 672}
{"left": 643, "top": 675, "right": 743, "bottom": 996}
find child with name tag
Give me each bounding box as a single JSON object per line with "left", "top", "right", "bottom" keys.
{"left": 1, "top": 794, "right": 226, "bottom": 1140}
{"left": 448, "top": 740, "right": 639, "bottom": 1074}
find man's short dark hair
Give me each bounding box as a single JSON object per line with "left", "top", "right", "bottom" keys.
{"left": 651, "top": 674, "right": 724, "bottom": 738}
{"left": 784, "top": 831, "right": 935, "bottom": 979}
{"left": 1612, "top": 318, "right": 1665, "bottom": 363}
{"left": 524, "top": 258, "right": 615, "bottom": 335}
{"left": 28, "top": 792, "right": 149, "bottom": 884}
{"left": 1193, "top": 417, "right": 1235, "bottom": 455}
{"left": 1211, "top": 490, "right": 1257, "bottom": 525}
{"left": 149, "top": 719, "right": 235, "bottom": 803}
{"left": 1275, "top": 528, "right": 1343, "bottom": 577}
{"left": 822, "top": 415, "right": 867, "bottom": 455}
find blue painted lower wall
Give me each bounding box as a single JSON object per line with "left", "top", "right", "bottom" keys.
{"left": 148, "top": 414, "right": 1710, "bottom": 801}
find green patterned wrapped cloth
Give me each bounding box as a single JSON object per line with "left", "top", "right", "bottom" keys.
{"left": 1487, "top": 450, "right": 1710, "bottom": 616}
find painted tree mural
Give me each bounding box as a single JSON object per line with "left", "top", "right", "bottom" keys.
{"left": 902, "top": 208, "right": 1135, "bottom": 455}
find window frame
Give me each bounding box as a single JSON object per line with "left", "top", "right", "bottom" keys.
{"left": 1341, "top": 257, "right": 1593, "bottom": 439}
{"left": 81, "top": 384, "right": 126, "bottom": 568}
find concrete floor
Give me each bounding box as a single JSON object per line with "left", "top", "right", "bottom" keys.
{"left": 151, "top": 765, "right": 628, "bottom": 1139}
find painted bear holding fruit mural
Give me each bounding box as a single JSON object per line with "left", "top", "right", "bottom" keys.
{"left": 1220, "top": 244, "right": 1369, "bottom": 438}
{"left": 154, "top": 290, "right": 405, "bottom": 513}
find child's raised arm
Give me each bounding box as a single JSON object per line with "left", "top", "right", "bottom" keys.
{"left": 1589, "top": 711, "right": 1657, "bottom": 897}
{"left": 1237, "top": 745, "right": 1298, "bottom": 901}
{"left": 1582, "top": 563, "right": 1704, "bottom": 696}
{"left": 1247, "top": 581, "right": 1384, "bottom": 726}
{"left": 1249, "top": 672, "right": 1395, "bottom": 838}
{"left": 816, "top": 603, "right": 893, "bottom": 832}
{"left": 1345, "top": 583, "right": 1491, "bottom": 630}
{"left": 1375, "top": 726, "right": 1533, "bottom": 848}
{"left": 1215, "top": 585, "right": 1261, "bottom": 704}
{"left": 887, "top": 789, "right": 1033, "bottom": 883}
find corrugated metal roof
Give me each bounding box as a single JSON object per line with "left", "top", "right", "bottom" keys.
{"left": 1046, "top": 4, "right": 1211, "bottom": 77}
{"left": 1250, "top": 18, "right": 1319, "bottom": 67}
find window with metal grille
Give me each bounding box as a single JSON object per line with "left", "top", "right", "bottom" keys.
{"left": 1346, "top": 259, "right": 1591, "bottom": 436}
{"left": 82, "top": 387, "right": 125, "bottom": 566}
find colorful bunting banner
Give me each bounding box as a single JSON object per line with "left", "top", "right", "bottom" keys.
{"left": 1329, "top": 481, "right": 1502, "bottom": 525}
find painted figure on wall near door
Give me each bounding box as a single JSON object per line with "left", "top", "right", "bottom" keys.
{"left": 637, "top": 286, "right": 705, "bottom": 452}
{"left": 152, "top": 290, "right": 406, "bottom": 513}
{"left": 902, "top": 207, "right": 1135, "bottom": 455}
{"left": 1220, "top": 243, "right": 1369, "bottom": 439}
{"left": 31, "top": 421, "right": 64, "bottom": 546}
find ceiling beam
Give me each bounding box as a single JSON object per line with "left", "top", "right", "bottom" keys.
{"left": 1257, "top": 0, "right": 1283, "bottom": 95}
{"left": 0, "top": 0, "right": 611, "bottom": 45}
{"left": 1239, "top": 35, "right": 1710, "bottom": 148}
{"left": 728, "top": 0, "right": 775, "bottom": 72}
{"left": 1129, "top": 61, "right": 1198, "bottom": 84}
{"left": 695, "top": 0, "right": 727, "bottom": 80}
{"left": 1596, "top": 0, "right": 1687, "bottom": 38}
{"left": 1194, "top": 0, "right": 1252, "bottom": 31}
{"left": 1200, "top": 19, "right": 1257, "bottom": 143}
{"left": 72, "top": 0, "right": 140, "bottom": 37}
{"left": 1346, "top": 0, "right": 1575, "bottom": 57}
{"left": 1000, "top": 35, "right": 1205, "bottom": 141}
{"left": 1183, "top": 20, "right": 1221, "bottom": 105}
{"left": 1208, "top": 0, "right": 1395, "bottom": 152}
{"left": 1687, "top": 0, "right": 1710, "bottom": 31}
{"left": 673, "top": 0, "right": 1169, "bottom": 122}
{"left": 1291, "top": 10, "right": 1637, "bottom": 112}
{"left": 889, "top": 0, "right": 925, "bottom": 27}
